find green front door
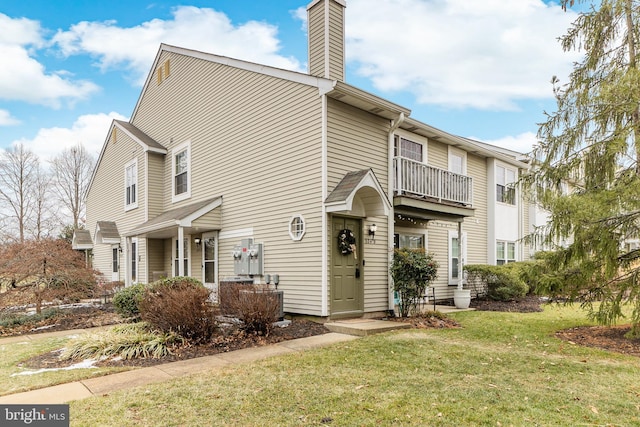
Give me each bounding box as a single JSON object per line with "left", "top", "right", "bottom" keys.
{"left": 331, "top": 217, "right": 363, "bottom": 316}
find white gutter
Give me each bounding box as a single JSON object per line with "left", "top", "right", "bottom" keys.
{"left": 387, "top": 112, "right": 405, "bottom": 311}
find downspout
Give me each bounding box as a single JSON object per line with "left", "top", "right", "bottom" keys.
{"left": 387, "top": 112, "right": 405, "bottom": 311}
{"left": 321, "top": 94, "right": 329, "bottom": 316}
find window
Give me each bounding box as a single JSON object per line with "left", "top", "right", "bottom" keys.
{"left": 289, "top": 214, "right": 306, "bottom": 241}
{"left": 394, "top": 136, "right": 423, "bottom": 162}
{"left": 394, "top": 233, "right": 425, "bottom": 249}
{"left": 496, "top": 165, "right": 516, "bottom": 205}
{"left": 125, "top": 159, "right": 137, "bottom": 210}
{"left": 112, "top": 247, "right": 119, "bottom": 273}
{"left": 130, "top": 239, "right": 137, "bottom": 283}
{"left": 448, "top": 230, "right": 467, "bottom": 285}
{"left": 174, "top": 238, "right": 189, "bottom": 276}
{"left": 448, "top": 147, "right": 466, "bottom": 175}
{"left": 172, "top": 142, "right": 191, "bottom": 202}
{"left": 497, "top": 241, "right": 516, "bottom": 265}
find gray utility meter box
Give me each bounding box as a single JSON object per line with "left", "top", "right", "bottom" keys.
{"left": 233, "top": 238, "right": 264, "bottom": 276}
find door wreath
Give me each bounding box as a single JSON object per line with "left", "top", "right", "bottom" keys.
{"left": 337, "top": 229, "right": 357, "bottom": 259}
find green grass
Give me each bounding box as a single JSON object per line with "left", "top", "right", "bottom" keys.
{"left": 67, "top": 304, "right": 640, "bottom": 426}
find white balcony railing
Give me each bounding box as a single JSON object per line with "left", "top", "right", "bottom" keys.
{"left": 393, "top": 157, "right": 473, "bottom": 206}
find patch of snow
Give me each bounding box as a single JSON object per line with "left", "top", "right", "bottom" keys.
{"left": 11, "top": 359, "right": 98, "bottom": 376}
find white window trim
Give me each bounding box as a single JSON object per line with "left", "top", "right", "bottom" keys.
{"left": 496, "top": 163, "right": 517, "bottom": 206}
{"left": 496, "top": 240, "right": 517, "bottom": 265}
{"left": 394, "top": 226, "right": 428, "bottom": 250}
{"left": 173, "top": 236, "right": 191, "bottom": 276}
{"left": 448, "top": 146, "right": 467, "bottom": 175}
{"left": 124, "top": 158, "right": 138, "bottom": 211}
{"left": 448, "top": 230, "right": 467, "bottom": 286}
{"left": 289, "top": 214, "right": 306, "bottom": 241}
{"left": 171, "top": 140, "right": 191, "bottom": 203}
{"left": 394, "top": 132, "right": 428, "bottom": 164}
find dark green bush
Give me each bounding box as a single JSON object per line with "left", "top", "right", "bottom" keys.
{"left": 139, "top": 277, "right": 218, "bottom": 343}
{"left": 0, "top": 308, "right": 61, "bottom": 328}
{"left": 112, "top": 283, "right": 146, "bottom": 318}
{"left": 464, "top": 264, "right": 528, "bottom": 302}
{"left": 390, "top": 248, "right": 438, "bottom": 317}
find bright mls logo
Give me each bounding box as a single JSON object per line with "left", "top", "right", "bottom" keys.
{"left": 1, "top": 405, "right": 69, "bottom": 426}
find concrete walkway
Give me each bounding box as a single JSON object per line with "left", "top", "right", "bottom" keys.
{"left": 0, "top": 319, "right": 414, "bottom": 404}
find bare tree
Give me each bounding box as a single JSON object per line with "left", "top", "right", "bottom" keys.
{"left": 29, "top": 165, "right": 57, "bottom": 240}
{"left": 50, "top": 143, "right": 95, "bottom": 229}
{"left": 0, "top": 143, "right": 40, "bottom": 242}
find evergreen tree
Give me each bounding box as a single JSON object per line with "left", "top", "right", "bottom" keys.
{"left": 528, "top": 0, "right": 640, "bottom": 335}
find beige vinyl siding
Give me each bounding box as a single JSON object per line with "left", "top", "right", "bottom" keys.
{"left": 327, "top": 98, "right": 390, "bottom": 313}
{"left": 147, "top": 238, "right": 166, "bottom": 281}
{"left": 146, "top": 153, "right": 164, "bottom": 220}
{"left": 328, "top": 0, "right": 344, "bottom": 81}
{"left": 131, "top": 51, "right": 325, "bottom": 315}
{"left": 86, "top": 126, "right": 148, "bottom": 284}
{"left": 308, "top": 1, "right": 325, "bottom": 78}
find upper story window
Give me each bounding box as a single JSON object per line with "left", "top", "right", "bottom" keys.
{"left": 448, "top": 147, "right": 467, "bottom": 175}
{"left": 172, "top": 141, "right": 191, "bottom": 203}
{"left": 394, "top": 136, "right": 423, "bottom": 162}
{"left": 125, "top": 159, "right": 138, "bottom": 210}
{"left": 496, "top": 165, "right": 516, "bottom": 205}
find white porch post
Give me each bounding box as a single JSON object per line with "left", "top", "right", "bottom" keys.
{"left": 458, "top": 221, "right": 464, "bottom": 290}
{"left": 177, "top": 226, "right": 185, "bottom": 276}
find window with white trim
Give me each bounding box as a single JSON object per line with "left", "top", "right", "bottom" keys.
{"left": 172, "top": 141, "right": 191, "bottom": 202}
{"left": 448, "top": 147, "right": 467, "bottom": 175}
{"left": 496, "top": 165, "right": 516, "bottom": 205}
{"left": 448, "top": 230, "right": 467, "bottom": 285}
{"left": 394, "top": 233, "right": 425, "bottom": 249}
{"left": 289, "top": 215, "right": 306, "bottom": 241}
{"left": 130, "top": 238, "right": 138, "bottom": 283}
{"left": 394, "top": 136, "right": 423, "bottom": 162}
{"left": 174, "top": 238, "right": 189, "bottom": 276}
{"left": 125, "top": 159, "right": 138, "bottom": 210}
{"left": 496, "top": 241, "right": 516, "bottom": 265}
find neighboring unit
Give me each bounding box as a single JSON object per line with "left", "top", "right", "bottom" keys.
{"left": 77, "top": 0, "right": 531, "bottom": 319}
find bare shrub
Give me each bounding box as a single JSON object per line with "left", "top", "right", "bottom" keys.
{"left": 219, "top": 283, "right": 280, "bottom": 335}
{"left": 139, "top": 278, "right": 218, "bottom": 343}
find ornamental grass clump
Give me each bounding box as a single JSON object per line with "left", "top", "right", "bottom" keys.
{"left": 390, "top": 248, "right": 438, "bottom": 317}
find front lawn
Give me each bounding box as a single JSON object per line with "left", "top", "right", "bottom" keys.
{"left": 68, "top": 304, "right": 640, "bottom": 426}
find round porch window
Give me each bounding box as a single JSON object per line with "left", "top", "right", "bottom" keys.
{"left": 289, "top": 214, "right": 306, "bottom": 241}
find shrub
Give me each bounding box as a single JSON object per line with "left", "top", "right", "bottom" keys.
{"left": 112, "top": 283, "right": 146, "bottom": 319}
{"left": 219, "top": 283, "right": 281, "bottom": 335}
{"left": 0, "top": 308, "right": 61, "bottom": 328}
{"left": 61, "top": 322, "right": 183, "bottom": 361}
{"left": 464, "top": 264, "right": 528, "bottom": 302}
{"left": 139, "top": 277, "right": 218, "bottom": 343}
{"left": 390, "top": 248, "right": 438, "bottom": 317}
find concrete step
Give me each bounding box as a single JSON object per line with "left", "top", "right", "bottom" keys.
{"left": 324, "top": 319, "right": 410, "bottom": 337}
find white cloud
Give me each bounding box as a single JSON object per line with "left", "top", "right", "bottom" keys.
{"left": 0, "top": 13, "right": 99, "bottom": 108}
{"left": 474, "top": 132, "right": 539, "bottom": 154}
{"left": 53, "top": 6, "right": 304, "bottom": 86}
{"left": 346, "top": 0, "right": 581, "bottom": 110}
{"left": 291, "top": 7, "right": 308, "bottom": 32}
{"left": 12, "top": 112, "right": 127, "bottom": 161}
{"left": 0, "top": 110, "right": 20, "bottom": 126}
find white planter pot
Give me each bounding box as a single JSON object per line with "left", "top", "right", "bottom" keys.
{"left": 453, "top": 289, "right": 471, "bottom": 309}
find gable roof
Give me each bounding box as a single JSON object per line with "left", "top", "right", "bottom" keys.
{"left": 71, "top": 229, "right": 93, "bottom": 250}
{"left": 126, "top": 196, "right": 222, "bottom": 237}
{"left": 325, "top": 169, "right": 391, "bottom": 216}
{"left": 95, "top": 221, "right": 121, "bottom": 244}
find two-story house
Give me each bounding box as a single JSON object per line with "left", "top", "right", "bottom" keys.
{"left": 78, "top": 0, "right": 530, "bottom": 319}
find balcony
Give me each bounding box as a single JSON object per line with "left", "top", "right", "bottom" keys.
{"left": 393, "top": 157, "right": 474, "bottom": 218}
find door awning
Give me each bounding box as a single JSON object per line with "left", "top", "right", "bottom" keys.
{"left": 94, "top": 221, "right": 121, "bottom": 244}
{"left": 126, "top": 196, "right": 222, "bottom": 238}
{"left": 325, "top": 169, "right": 390, "bottom": 216}
{"left": 72, "top": 229, "right": 94, "bottom": 250}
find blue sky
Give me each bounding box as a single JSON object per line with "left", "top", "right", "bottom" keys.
{"left": 0, "top": 0, "right": 582, "bottom": 160}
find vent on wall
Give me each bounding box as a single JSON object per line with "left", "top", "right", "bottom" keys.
{"left": 156, "top": 59, "right": 171, "bottom": 85}
{"left": 111, "top": 127, "right": 117, "bottom": 144}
